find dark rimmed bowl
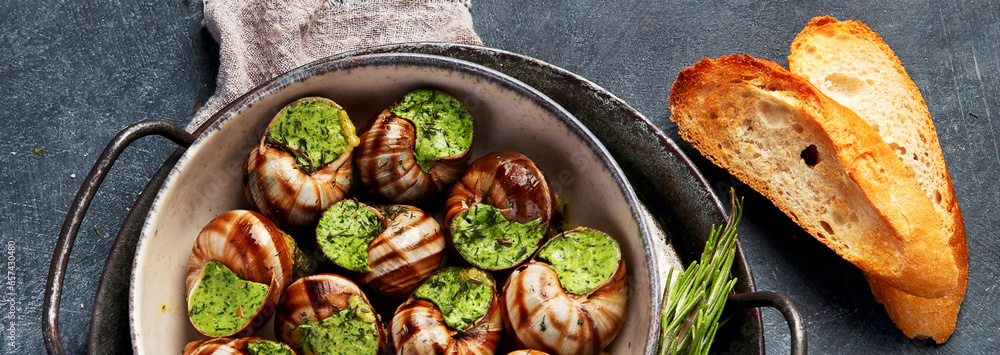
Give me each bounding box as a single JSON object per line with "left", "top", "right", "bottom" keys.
{"left": 129, "top": 52, "right": 662, "bottom": 353}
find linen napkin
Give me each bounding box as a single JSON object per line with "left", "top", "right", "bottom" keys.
{"left": 188, "top": 0, "right": 482, "bottom": 131}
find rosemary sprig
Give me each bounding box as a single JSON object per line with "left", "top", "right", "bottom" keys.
{"left": 657, "top": 189, "right": 743, "bottom": 355}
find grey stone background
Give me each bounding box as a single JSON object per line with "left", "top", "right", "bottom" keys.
{"left": 2, "top": 0, "right": 997, "bottom": 353}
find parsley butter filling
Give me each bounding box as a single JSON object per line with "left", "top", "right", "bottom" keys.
{"left": 297, "top": 295, "right": 379, "bottom": 355}
{"left": 451, "top": 204, "right": 544, "bottom": 270}
{"left": 246, "top": 340, "right": 295, "bottom": 355}
{"left": 412, "top": 267, "right": 493, "bottom": 331}
{"left": 187, "top": 261, "right": 269, "bottom": 336}
{"left": 537, "top": 228, "right": 621, "bottom": 295}
{"left": 390, "top": 90, "right": 473, "bottom": 172}
{"left": 316, "top": 200, "right": 383, "bottom": 273}
{"left": 267, "top": 98, "right": 359, "bottom": 174}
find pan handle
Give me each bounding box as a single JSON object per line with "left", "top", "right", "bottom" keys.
{"left": 728, "top": 291, "right": 808, "bottom": 355}
{"left": 42, "top": 120, "right": 196, "bottom": 355}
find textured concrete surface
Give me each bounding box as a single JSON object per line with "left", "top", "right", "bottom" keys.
{"left": 474, "top": 1, "right": 1000, "bottom": 353}
{"left": 2, "top": 0, "right": 998, "bottom": 353}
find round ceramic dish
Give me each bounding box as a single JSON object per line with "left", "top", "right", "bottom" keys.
{"left": 129, "top": 53, "right": 657, "bottom": 353}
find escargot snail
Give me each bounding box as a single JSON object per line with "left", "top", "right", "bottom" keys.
{"left": 355, "top": 89, "right": 474, "bottom": 203}
{"left": 444, "top": 151, "right": 555, "bottom": 271}
{"left": 315, "top": 200, "right": 446, "bottom": 298}
{"left": 243, "top": 97, "right": 359, "bottom": 228}
{"left": 185, "top": 210, "right": 295, "bottom": 338}
{"left": 274, "top": 273, "right": 387, "bottom": 355}
{"left": 183, "top": 337, "right": 294, "bottom": 355}
{"left": 391, "top": 267, "right": 503, "bottom": 355}
{"left": 501, "top": 228, "right": 628, "bottom": 355}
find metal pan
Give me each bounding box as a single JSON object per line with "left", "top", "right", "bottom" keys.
{"left": 44, "top": 43, "right": 805, "bottom": 355}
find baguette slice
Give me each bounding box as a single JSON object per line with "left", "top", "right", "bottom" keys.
{"left": 668, "top": 54, "right": 959, "bottom": 299}
{"left": 790, "top": 16, "right": 967, "bottom": 343}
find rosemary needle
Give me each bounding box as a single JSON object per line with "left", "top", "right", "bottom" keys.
{"left": 657, "top": 188, "right": 742, "bottom": 355}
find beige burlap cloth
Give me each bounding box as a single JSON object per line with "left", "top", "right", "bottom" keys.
{"left": 188, "top": 0, "right": 482, "bottom": 131}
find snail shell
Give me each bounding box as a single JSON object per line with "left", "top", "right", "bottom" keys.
{"left": 355, "top": 90, "right": 473, "bottom": 203}
{"left": 274, "top": 273, "right": 387, "bottom": 354}
{"left": 500, "top": 229, "right": 628, "bottom": 355}
{"left": 361, "top": 204, "right": 446, "bottom": 298}
{"left": 315, "top": 201, "right": 446, "bottom": 298}
{"left": 506, "top": 351, "right": 551, "bottom": 355}
{"left": 243, "top": 96, "right": 357, "bottom": 228}
{"left": 391, "top": 268, "right": 504, "bottom": 355}
{"left": 444, "top": 151, "right": 555, "bottom": 271}
{"left": 183, "top": 337, "right": 294, "bottom": 355}
{"left": 186, "top": 210, "right": 294, "bottom": 338}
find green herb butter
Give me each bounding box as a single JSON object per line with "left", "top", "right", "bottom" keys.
{"left": 266, "top": 98, "right": 359, "bottom": 174}
{"left": 537, "top": 229, "right": 621, "bottom": 295}
{"left": 298, "top": 295, "right": 379, "bottom": 355}
{"left": 451, "top": 204, "right": 544, "bottom": 270}
{"left": 247, "top": 340, "right": 295, "bottom": 355}
{"left": 187, "top": 261, "right": 269, "bottom": 336}
{"left": 390, "top": 90, "right": 473, "bottom": 172}
{"left": 412, "top": 267, "right": 494, "bottom": 331}
{"left": 316, "top": 200, "right": 383, "bottom": 272}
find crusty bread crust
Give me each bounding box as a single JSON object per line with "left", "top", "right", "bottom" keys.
{"left": 865, "top": 230, "right": 967, "bottom": 343}
{"left": 790, "top": 16, "right": 967, "bottom": 343}
{"left": 669, "top": 54, "right": 959, "bottom": 299}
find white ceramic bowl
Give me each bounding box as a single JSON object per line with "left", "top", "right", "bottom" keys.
{"left": 130, "top": 53, "right": 661, "bottom": 353}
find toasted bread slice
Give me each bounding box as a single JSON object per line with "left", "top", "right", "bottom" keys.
{"left": 668, "top": 54, "right": 959, "bottom": 298}
{"left": 790, "top": 16, "right": 967, "bottom": 342}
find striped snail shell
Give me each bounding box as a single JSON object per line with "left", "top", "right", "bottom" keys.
{"left": 243, "top": 96, "right": 359, "bottom": 228}
{"left": 391, "top": 267, "right": 503, "bottom": 355}
{"left": 501, "top": 228, "right": 628, "bottom": 355}
{"left": 274, "top": 273, "right": 387, "bottom": 355}
{"left": 182, "top": 337, "right": 294, "bottom": 355}
{"left": 506, "top": 351, "right": 551, "bottom": 355}
{"left": 361, "top": 204, "right": 446, "bottom": 298}
{"left": 185, "top": 210, "right": 294, "bottom": 338}
{"left": 315, "top": 201, "right": 446, "bottom": 299}
{"left": 444, "top": 151, "right": 555, "bottom": 271}
{"left": 355, "top": 89, "right": 473, "bottom": 203}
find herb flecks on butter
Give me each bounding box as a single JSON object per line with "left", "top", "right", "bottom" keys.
{"left": 266, "top": 98, "right": 359, "bottom": 174}
{"left": 298, "top": 295, "right": 379, "bottom": 355}
{"left": 247, "top": 340, "right": 295, "bottom": 355}
{"left": 538, "top": 229, "right": 621, "bottom": 295}
{"left": 316, "top": 200, "right": 383, "bottom": 273}
{"left": 390, "top": 90, "right": 473, "bottom": 172}
{"left": 451, "top": 204, "right": 544, "bottom": 270}
{"left": 187, "top": 261, "right": 269, "bottom": 336}
{"left": 412, "top": 267, "right": 493, "bottom": 331}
